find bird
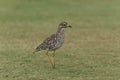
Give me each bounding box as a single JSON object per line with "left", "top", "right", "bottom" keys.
{"left": 33, "top": 21, "right": 72, "bottom": 69}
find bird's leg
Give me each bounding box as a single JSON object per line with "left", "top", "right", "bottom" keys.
{"left": 45, "top": 51, "right": 54, "bottom": 68}
{"left": 52, "top": 51, "right": 55, "bottom": 68}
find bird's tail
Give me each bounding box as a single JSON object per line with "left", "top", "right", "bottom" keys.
{"left": 33, "top": 49, "right": 41, "bottom": 54}
{"left": 33, "top": 45, "right": 42, "bottom": 54}
{"left": 32, "top": 49, "right": 38, "bottom": 54}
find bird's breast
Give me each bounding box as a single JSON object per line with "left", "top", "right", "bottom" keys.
{"left": 54, "top": 33, "right": 65, "bottom": 49}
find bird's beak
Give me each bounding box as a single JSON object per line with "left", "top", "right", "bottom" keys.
{"left": 67, "top": 25, "right": 72, "bottom": 28}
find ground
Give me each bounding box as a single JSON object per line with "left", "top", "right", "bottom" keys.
{"left": 0, "top": 0, "right": 120, "bottom": 80}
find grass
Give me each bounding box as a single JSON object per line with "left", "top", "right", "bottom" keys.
{"left": 0, "top": 0, "right": 120, "bottom": 80}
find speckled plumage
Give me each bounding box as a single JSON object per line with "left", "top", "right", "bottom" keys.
{"left": 33, "top": 21, "right": 72, "bottom": 69}
{"left": 33, "top": 21, "right": 71, "bottom": 53}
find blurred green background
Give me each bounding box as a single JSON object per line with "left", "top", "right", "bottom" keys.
{"left": 0, "top": 0, "right": 120, "bottom": 80}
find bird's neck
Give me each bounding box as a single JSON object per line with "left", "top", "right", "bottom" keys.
{"left": 57, "top": 28, "right": 65, "bottom": 34}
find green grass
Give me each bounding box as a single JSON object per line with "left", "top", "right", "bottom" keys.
{"left": 0, "top": 0, "right": 120, "bottom": 80}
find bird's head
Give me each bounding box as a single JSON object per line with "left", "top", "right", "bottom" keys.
{"left": 58, "top": 21, "right": 72, "bottom": 29}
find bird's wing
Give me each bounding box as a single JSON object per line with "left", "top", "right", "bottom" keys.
{"left": 34, "top": 33, "right": 57, "bottom": 53}
{"left": 42, "top": 33, "right": 57, "bottom": 49}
